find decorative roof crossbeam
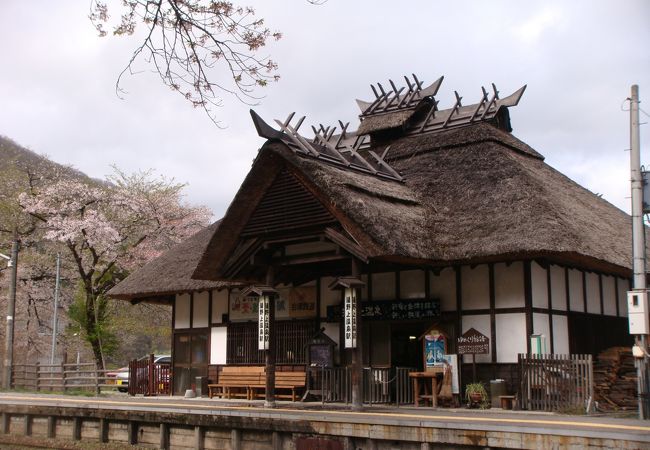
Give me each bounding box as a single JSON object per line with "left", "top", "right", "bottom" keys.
{"left": 356, "top": 74, "right": 444, "bottom": 117}
{"left": 249, "top": 110, "right": 404, "bottom": 182}
{"left": 412, "top": 83, "right": 526, "bottom": 135}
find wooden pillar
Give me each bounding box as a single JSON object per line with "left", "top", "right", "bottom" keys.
{"left": 128, "top": 421, "right": 137, "bottom": 445}
{"left": 231, "top": 429, "right": 242, "bottom": 450}
{"left": 265, "top": 266, "right": 276, "bottom": 408}
{"left": 194, "top": 425, "right": 204, "bottom": 450}
{"left": 159, "top": 423, "right": 169, "bottom": 450}
{"left": 46, "top": 416, "right": 55, "bottom": 438}
{"left": 524, "top": 261, "right": 533, "bottom": 354}
{"left": 72, "top": 417, "right": 81, "bottom": 441}
{"left": 0, "top": 413, "right": 7, "bottom": 434}
{"left": 23, "top": 414, "right": 31, "bottom": 436}
{"left": 99, "top": 418, "right": 108, "bottom": 443}
{"left": 351, "top": 259, "right": 363, "bottom": 411}
{"left": 272, "top": 431, "right": 281, "bottom": 450}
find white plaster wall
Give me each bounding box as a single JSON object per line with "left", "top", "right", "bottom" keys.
{"left": 211, "top": 289, "right": 229, "bottom": 324}
{"left": 461, "top": 314, "right": 491, "bottom": 363}
{"left": 372, "top": 272, "right": 396, "bottom": 300}
{"left": 193, "top": 291, "right": 209, "bottom": 328}
{"left": 550, "top": 265, "right": 567, "bottom": 310}
{"left": 400, "top": 270, "right": 425, "bottom": 299}
{"left": 552, "top": 315, "right": 570, "bottom": 354}
{"left": 430, "top": 268, "right": 457, "bottom": 312}
{"left": 210, "top": 327, "right": 227, "bottom": 365}
{"left": 602, "top": 276, "right": 617, "bottom": 317}
{"left": 495, "top": 313, "right": 527, "bottom": 363}
{"left": 618, "top": 278, "right": 630, "bottom": 316}
{"left": 585, "top": 272, "right": 601, "bottom": 314}
{"left": 531, "top": 262, "right": 549, "bottom": 309}
{"left": 174, "top": 293, "right": 190, "bottom": 329}
{"left": 568, "top": 269, "right": 584, "bottom": 312}
{"left": 461, "top": 265, "right": 489, "bottom": 310}
{"left": 532, "top": 313, "right": 550, "bottom": 353}
{"left": 495, "top": 262, "right": 525, "bottom": 309}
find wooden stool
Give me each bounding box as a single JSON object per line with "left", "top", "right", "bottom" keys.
{"left": 499, "top": 395, "right": 515, "bottom": 409}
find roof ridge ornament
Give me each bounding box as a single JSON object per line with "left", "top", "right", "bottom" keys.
{"left": 356, "top": 74, "right": 444, "bottom": 117}
{"left": 249, "top": 110, "right": 404, "bottom": 182}
{"left": 413, "top": 83, "right": 527, "bottom": 135}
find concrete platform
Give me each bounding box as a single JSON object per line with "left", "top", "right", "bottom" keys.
{"left": 0, "top": 392, "right": 648, "bottom": 449}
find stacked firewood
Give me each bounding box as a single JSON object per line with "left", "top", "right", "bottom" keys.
{"left": 593, "top": 347, "right": 637, "bottom": 411}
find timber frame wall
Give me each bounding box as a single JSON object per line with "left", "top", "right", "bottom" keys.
{"left": 170, "top": 258, "right": 631, "bottom": 390}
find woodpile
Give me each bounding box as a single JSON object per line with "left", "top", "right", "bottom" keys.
{"left": 593, "top": 347, "right": 637, "bottom": 411}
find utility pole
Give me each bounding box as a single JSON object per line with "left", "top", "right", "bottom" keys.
{"left": 50, "top": 254, "right": 61, "bottom": 365}
{"left": 2, "top": 238, "right": 19, "bottom": 389}
{"left": 629, "top": 84, "right": 649, "bottom": 420}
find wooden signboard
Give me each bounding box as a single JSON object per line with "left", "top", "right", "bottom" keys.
{"left": 457, "top": 327, "right": 489, "bottom": 382}
{"left": 457, "top": 328, "right": 489, "bottom": 354}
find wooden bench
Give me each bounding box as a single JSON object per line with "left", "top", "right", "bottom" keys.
{"left": 249, "top": 371, "right": 307, "bottom": 402}
{"left": 207, "top": 367, "right": 306, "bottom": 401}
{"left": 208, "top": 366, "right": 264, "bottom": 399}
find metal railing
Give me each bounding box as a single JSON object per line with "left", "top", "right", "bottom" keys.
{"left": 518, "top": 353, "right": 593, "bottom": 412}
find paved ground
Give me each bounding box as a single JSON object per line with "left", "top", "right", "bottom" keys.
{"left": 1, "top": 391, "right": 649, "bottom": 445}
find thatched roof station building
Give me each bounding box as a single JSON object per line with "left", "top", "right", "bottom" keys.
{"left": 110, "top": 74, "right": 634, "bottom": 402}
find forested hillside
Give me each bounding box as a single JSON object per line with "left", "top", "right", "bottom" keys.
{"left": 0, "top": 136, "right": 209, "bottom": 368}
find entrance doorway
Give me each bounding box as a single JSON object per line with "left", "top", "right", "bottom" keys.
{"left": 390, "top": 322, "right": 428, "bottom": 370}
{"left": 172, "top": 331, "right": 208, "bottom": 395}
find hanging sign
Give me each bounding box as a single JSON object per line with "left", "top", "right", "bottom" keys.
{"left": 258, "top": 295, "right": 270, "bottom": 350}
{"left": 457, "top": 328, "right": 489, "bottom": 355}
{"left": 344, "top": 288, "right": 357, "bottom": 348}
{"left": 327, "top": 299, "right": 440, "bottom": 321}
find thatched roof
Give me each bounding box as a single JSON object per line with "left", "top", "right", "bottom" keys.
{"left": 357, "top": 109, "right": 415, "bottom": 135}
{"left": 109, "top": 221, "right": 232, "bottom": 300}
{"left": 194, "top": 121, "right": 636, "bottom": 280}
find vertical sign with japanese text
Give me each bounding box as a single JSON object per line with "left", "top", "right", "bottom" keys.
{"left": 344, "top": 288, "right": 357, "bottom": 348}
{"left": 258, "top": 295, "right": 270, "bottom": 350}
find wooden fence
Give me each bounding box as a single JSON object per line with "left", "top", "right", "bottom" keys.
{"left": 305, "top": 366, "right": 415, "bottom": 405}
{"left": 11, "top": 363, "right": 120, "bottom": 394}
{"left": 518, "top": 354, "right": 593, "bottom": 412}
{"left": 128, "top": 355, "right": 171, "bottom": 396}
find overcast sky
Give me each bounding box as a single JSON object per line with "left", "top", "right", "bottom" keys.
{"left": 1, "top": 1, "right": 648, "bottom": 219}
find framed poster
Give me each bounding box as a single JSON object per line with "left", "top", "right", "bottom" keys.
{"left": 421, "top": 328, "right": 447, "bottom": 369}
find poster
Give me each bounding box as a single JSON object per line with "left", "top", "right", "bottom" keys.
{"left": 230, "top": 286, "right": 317, "bottom": 321}
{"left": 442, "top": 354, "right": 460, "bottom": 394}
{"left": 424, "top": 332, "right": 446, "bottom": 367}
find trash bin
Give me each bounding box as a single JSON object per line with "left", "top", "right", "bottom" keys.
{"left": 490, "top": 379, "right": 507, "bottom": 407}
{"left": 195, "top": 376, "right": 208, "bottom": 397}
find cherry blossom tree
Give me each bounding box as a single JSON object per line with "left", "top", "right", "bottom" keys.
{"left": 20, "top": 168, "right": 211, "bottom": 369}
{"left": 89, "top": 0, "right": 283, "bottom": 126}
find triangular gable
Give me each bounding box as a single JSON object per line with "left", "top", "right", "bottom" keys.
{"left": 241, "top": 169, "right": 336, "bottom": 237}
{"left": 193, "top": 144, "right": 382, "bottom": 281}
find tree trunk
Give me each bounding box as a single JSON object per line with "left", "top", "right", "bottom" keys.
{"left": 84, "top": 289, "right": 105, "bottom": 371}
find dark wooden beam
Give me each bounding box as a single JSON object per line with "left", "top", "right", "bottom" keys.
{"left": 524, "top": 260, "right": 533, "bottom": 355}
{"left": 489, "top": 263, "right": 497, "bottom": 364}
{"left": 324, "top": 228, "right": 369, "bottom": 263}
